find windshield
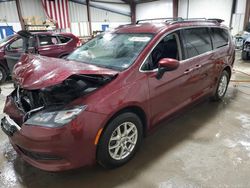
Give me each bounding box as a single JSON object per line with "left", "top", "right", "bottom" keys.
{"left": 67, "top": 33, "right": 153, "bottom": 71}
{"left": 0, "top": 35, "right": 13, "bottom": 47}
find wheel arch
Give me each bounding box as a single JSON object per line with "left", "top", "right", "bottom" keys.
{"left": 95, "top": 105, "right": 148, "bottom": 151}
{"left": 0, "top": 60, "right": 9, "bottom": 73}
{"left": 102, "top": 106, "right": 148, "bottom": 138}
{"left": 59, "top": 53, "right": 69, "bottom": 58}
{"left": 223, "top": 66, "right": 231, "bottom": 79}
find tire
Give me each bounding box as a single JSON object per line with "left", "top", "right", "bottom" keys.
{"left": 211, "top": 70, "right": 230, "bottom": 101}
{"left": 242, "top": 51, "right": 249, "bottom": 60}
{"left": 97, "top": 112, "right": 143, "bottom": 169}
{"left": 0, "top": 66, "right": 7, "bottom": 84}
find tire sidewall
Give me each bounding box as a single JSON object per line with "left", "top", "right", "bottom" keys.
{"left": 97, "top": 112, "right": 143, "bottom": 168}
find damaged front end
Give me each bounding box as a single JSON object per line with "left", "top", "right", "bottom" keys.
{"left": 2, "top": 53, "right": 118, "bottom": 133}
{"left": 9, "top": 74, "right": 116, "bottom": 126}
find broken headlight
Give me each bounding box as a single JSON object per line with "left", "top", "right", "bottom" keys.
{"left": 25, "top": 106, "right": 87, "bottom": 127}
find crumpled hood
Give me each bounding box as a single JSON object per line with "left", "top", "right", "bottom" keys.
{"left": 13, "top": 54, "right": 119, "bottom": 90}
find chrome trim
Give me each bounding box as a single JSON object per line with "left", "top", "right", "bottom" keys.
{"left": 139, "top": 26, "right": 230, "bottom": 73}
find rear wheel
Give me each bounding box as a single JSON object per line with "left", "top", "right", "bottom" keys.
{"left": 211, "top": 70, "right": 229, "bottom": 101}
{"left": 97, "top": 112, "right": 143, "bottom": 168}
{"left": 0, "top": 66, "right": 7, "bottom": 83}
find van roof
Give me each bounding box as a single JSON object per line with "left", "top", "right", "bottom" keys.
{"left": 116, "top": 18, "right": 227, "bottom": 34}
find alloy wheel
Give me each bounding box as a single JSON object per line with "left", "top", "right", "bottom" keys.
{"left": 108, "top": 122, "right": 138, "bottom": 160}
{"left": 218, "top": 74, "right": 228, "bottom": 97}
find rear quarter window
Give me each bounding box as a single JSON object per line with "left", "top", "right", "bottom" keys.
{"left": 182, "top": 28, "right": 212, "bottom": 59}
{"left": 210, "top": 28, "right": 229, "bottom": 49}
{"left": 58, "top": 36, "right": 71, "bottom": 43}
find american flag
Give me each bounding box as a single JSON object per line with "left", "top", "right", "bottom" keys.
{"left": 41, "top": 0, "right": 70, "bottom": 29}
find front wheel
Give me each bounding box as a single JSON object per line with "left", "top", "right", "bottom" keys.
{"left": 211, "top": 70, "right": 230, "bottom": 101}
{"left": 97, "top": 112, "right": 143, "bottom": 168}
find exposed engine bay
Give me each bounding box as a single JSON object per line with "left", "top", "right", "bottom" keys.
{"left": 12, "top": 74, "right": 116, "bottom": 122}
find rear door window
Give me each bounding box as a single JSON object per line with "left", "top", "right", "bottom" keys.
{"left": 38, "top": 35, "right": 59, "bottom": 46}
{"left": 210, "top": 28, "right": 229, "bottom": 49}
{"left": 182, "top": 28, "right": 212, "bottom": 59}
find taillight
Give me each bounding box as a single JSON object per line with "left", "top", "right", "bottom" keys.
{"left": 77, "top": 40, "right": 81, "bottom": 47}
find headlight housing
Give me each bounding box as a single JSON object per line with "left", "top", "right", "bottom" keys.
{"left": 25, "top": 105, "right": 87, "bottom": 128}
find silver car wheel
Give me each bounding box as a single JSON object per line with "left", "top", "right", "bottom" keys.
{"left": 108, "top": 122, "right": 138, "bottom": 160}
{"left": 218, "top": 74, "right": 228, "bottom": 97}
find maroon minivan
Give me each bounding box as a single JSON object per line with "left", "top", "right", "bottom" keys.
{"left": 0, "top": 32, "right": 80, "bottom": 82}
{"left": 1, "top": 18, "right": 235, "bottom": 171}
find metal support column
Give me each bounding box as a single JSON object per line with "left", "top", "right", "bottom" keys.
{"left": 86, "top": 0, "right": 92, "bottom": 36}
{"left": 15, "top": 0, "right": 25, "bottom": 30}
{"left": 130, "top": 2, "right": 136, "bottom": 24}
{"left": 173, "top": 0, "right": 178, "bottom": 18}
{"left": 243, "top": 0, "right": 250, "bottom": 30}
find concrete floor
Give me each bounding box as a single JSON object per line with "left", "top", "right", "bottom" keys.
{"left": 0, "top": 52, "right": 250, "bottom": 188}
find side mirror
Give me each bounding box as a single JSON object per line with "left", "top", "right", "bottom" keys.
{"left": 156, "top": 58, "right": 180, "bottom": 80}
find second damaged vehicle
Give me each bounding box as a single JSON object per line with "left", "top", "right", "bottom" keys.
{"left": 1, "top": 18, "right": 235, "bottom": 171}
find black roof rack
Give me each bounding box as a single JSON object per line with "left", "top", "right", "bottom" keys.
{"left": 136, "top": 17, "right": 224, "bottom": 25}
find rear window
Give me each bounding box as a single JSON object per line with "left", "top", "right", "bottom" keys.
{"left": 58, "top": 35, "right": 71, "bottom": 43}
{"left": 210, "top": 28, "right": 229, "bottom": 49}
{"left": 182, "top": 28, "right": 212, "bottom": 59}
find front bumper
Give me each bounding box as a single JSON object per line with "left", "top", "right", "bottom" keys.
{"left": 2, "top": 96, "right": 108, "bottom": 171}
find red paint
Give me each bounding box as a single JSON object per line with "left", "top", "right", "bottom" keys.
{"left": 13, "top": 54, "right": 118, "bottom": 89}
{"left": 3, "top": 21, "right": 235, "bottom": 171}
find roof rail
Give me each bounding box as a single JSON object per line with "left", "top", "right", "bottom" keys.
{"left": 136, "top": 17, "right": 224, "bottom": 25}
{"left": 169, "top": 18, "right": 224, "bottom": 25}
{"left": 136, "top": 17, "right": 183, "bottom": 24}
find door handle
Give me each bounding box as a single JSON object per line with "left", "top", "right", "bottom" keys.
{"left": 194, "top": 64, "right": 202, "bottom": 69}
{"left": 184, "top": 68, "right": 193, "bottom": 74}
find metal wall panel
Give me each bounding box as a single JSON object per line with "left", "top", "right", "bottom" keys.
{"left": 69, "top": 1, "right": 88, "bottom": 22}
{"left": 136, "top": 0, "right": 173, "bottom": 20}
{"left": 69, "top": 1, "right": 130, "bottom": 23}
{"left": 0, "top": 1, "right": 19, "bottom": 22}
{"left": 19, "top": 0, "right": 46, "bottom": 19}
{"left": 90, "top": 7, "right": 130, "bottom": 22}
